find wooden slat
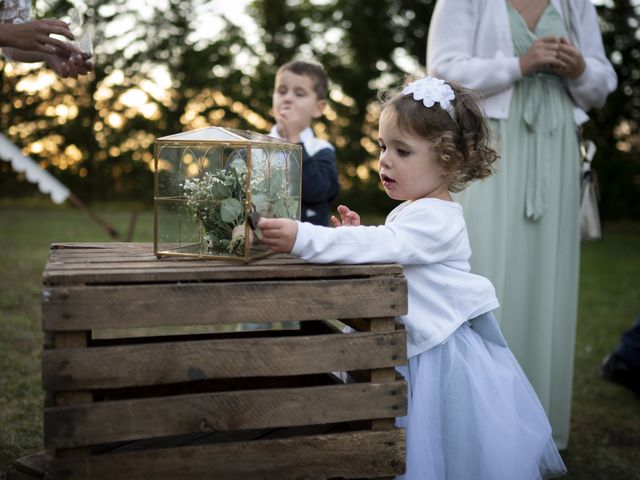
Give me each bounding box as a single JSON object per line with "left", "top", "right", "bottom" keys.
{"left": 43, "top": 264, "right": 404, "bottom": 286}
{"left": 50, "top": 429, "right": 405, "bottom": 479}
{"left": 43, "top": 331, "right": 407, "bottom": 391}
{"left": 370, "top": 318, "right": 398, "bottom": 384}
{"left": 97, "top": 428, "right": 275, "bottom": 455}
{"left": 44, "top": 381, "right": 407, "bottom": 448}
{"left": 53, "top": 332, "right": 92, "bottom": 407}
{"left": 43, "top": 243, "right": 404, "bottom": 285}
{"left": 51, "top": 332, "right": 93, "bottom": 464}
{"left": 370, "top": 318, "right": 398, "bottom": 431}
{"left": 45, "top": 254, "right": 396, "bottom": 268}
{"left": 42, "top": 277, "right": 408, "bottom": 331}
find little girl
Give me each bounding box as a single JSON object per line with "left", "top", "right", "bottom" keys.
{"left": 258, "top": 76, "right": 567, "bottom": 479}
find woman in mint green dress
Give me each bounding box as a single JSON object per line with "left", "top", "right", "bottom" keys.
{"left": 427, "top": 0, "right": 617, "bottom": 450}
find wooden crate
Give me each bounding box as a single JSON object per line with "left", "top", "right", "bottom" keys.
{"left": 39, "top": 243, "right": 408, "bottom": 479}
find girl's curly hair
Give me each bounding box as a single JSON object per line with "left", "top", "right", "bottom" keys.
{"left": 379, "top": 80, "right": 498, "bottom": 193}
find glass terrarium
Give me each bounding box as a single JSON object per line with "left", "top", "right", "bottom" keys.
{"left": 154, "top": 127, "right": 302, "bottom": 261}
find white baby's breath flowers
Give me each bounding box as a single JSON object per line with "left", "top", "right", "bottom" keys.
{"left": 183, "top": 161, "right": 298, "bottom": 256}
{"left": 183, "top": 168, "right": 247, "bottom": 255}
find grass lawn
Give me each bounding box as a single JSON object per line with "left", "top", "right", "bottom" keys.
{"left": 1, "top": 202, "right": 639, "bottom": 478}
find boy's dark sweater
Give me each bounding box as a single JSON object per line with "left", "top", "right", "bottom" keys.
{"left": 300, "top": 143, "right": 340, "bottom": 226}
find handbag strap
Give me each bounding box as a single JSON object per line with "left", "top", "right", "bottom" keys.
{"left": 581, "top": 139, "right": 596, "bottom": 166}
{"left": 560, "top": 0, "right": 573, "bottom": 39}
{"left": 581, "top": 139, "right": 600, "bottom": 202}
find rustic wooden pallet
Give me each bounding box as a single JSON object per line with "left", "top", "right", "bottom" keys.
{"left": 37, "top": 242, "right": 409, "bottom": 479}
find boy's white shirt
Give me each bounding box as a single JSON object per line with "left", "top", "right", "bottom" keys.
{"left": 292, "top": 197, "right": 500, "bottom": 357}
{"left": 268, "top": 126, "right": 334, "bottom": 157}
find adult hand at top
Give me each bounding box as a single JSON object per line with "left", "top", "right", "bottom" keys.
{"left": 0, "top": 19, "right": 74, "bottom": 55}
{"left": 46, "top": 44, "right": 93, "bottom": 78}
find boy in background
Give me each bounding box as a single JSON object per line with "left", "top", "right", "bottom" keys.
{"left": 269, "top": 60, "right": 340, "bottom": 226}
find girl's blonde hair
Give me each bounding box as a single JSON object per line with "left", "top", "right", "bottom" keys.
{"left": 380, "top": 80, "right": 498, "bottom": 193}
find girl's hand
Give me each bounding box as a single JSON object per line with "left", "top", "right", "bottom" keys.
{"left": 519, "top": 36, "right": 562, "bottom": 76}
{"left": 256, "top": 217, "right": 298, "bottom": 253}
{"left": 1, "top": 19, "right": 74, "bottom": 55}
{"left": 331, "top": 205, "right": 360, "bottom": 227}
{"left": 550, "top": 37, "right": 586, "bottom": 79}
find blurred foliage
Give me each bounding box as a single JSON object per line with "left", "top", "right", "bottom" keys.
{"left": 0, "top": 0, "right": 638, "bottom": 218}
{"left": 585, "top": 1, "right": 640, "bottom": 219}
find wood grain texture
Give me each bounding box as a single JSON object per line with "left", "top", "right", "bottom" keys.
{"left": 43, "top": 243, "right": 404, "bottom": 285}
{"left": 52, "top": 332, "right": 92, "bottom": 407}
{"left": 369, "top": 319, "right": 398, "bottom": 431}
{"left": 41, "top": 243, "right": 408, "bottom": 478}
{"left": 43, "top": 331, "right": 406, "bottom": 391}
{"left": 44, "top": 381, "right": 407, "bottom": 448}
{"left": 42, "top": 277, "right": 407, "bottom": 331}
{"left": 50, "top": 429, "right": 405, "bottom": 479}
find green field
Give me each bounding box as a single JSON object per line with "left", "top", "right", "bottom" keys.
{"left": 1, "top": 202, "right": 639, "bottom": 479}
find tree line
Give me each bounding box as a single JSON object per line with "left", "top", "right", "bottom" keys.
{"left": 1, "top": 0, "right": 638, "bottom": 219}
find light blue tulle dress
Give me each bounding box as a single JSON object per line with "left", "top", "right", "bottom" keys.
{"left": 395, "top": 312, "right": 567, "bottom": 479}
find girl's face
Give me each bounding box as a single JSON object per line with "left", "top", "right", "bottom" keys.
{"left": 378, "top": 110, "right": 451, "bottom": 202}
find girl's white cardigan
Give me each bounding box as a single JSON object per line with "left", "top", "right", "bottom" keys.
{"left": 291, "top": 199, "right": 500, "bottom": 358}
{"left": 427, "top": 0, "right": 617, "bottom": 124}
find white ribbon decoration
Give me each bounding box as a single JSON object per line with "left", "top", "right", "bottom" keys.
{"left": 401, "top": 76, "right": 456, "bottom": 120}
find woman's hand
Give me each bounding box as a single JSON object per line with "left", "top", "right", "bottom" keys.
{"left": 519, "top": 36, "right": 562, "bottom": 76}
{"left": 331, "top": 204, "right": 360, "bottom": 227}
{"left": 550, "top": 37, "right": 586, "bottom": 79}
{"left": 256, "top": 217, "right": 298, "bottom": 253}
{"left": 0, "top": 19, "right": 74, "bottom": 55}
{"left": 46, "top": 45, "right": 93, "bottom": 78}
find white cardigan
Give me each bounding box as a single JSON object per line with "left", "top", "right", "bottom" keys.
{"left": 292, "top": 198, "right": 500, "bottom": 357}
{"left": 427, "top": 0, "right": 617, "bottom": 124}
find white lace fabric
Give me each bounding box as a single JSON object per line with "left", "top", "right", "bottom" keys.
{"left": 0, "top": 0, "right": 31, "bottom": 24}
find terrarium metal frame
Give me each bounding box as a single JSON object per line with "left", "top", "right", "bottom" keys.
{"left": 153, "top": 127, "right": 302, "bottom": 262}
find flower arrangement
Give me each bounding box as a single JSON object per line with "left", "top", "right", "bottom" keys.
{"left": 182, "top": 156, "right": 298, "bottom": 256}
{"left": 183, "top": 165, "right": 247, "bottom": 256}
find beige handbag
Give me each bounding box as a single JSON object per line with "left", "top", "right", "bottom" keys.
{"left": 559, "top": 1, "right": 602, "bottom": 241}
{"left": 579, "top": 139, "right": 602, "bottom": 241}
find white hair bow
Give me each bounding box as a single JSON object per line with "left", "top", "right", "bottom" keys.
{"left": 401, "top": 76, "right": 456, "bottom": 120}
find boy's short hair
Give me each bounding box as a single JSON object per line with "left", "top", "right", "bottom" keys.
{"left": 277, "top": 60, "right": 329, "bottom": 100}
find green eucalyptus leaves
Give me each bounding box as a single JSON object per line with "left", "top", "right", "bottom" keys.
{"left": 182, "top": 157, "right": 298, "bottom": 256}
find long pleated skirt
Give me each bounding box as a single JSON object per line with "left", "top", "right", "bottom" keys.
{"left": 454, "top": 3, "right": 582, "bottom": 449}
